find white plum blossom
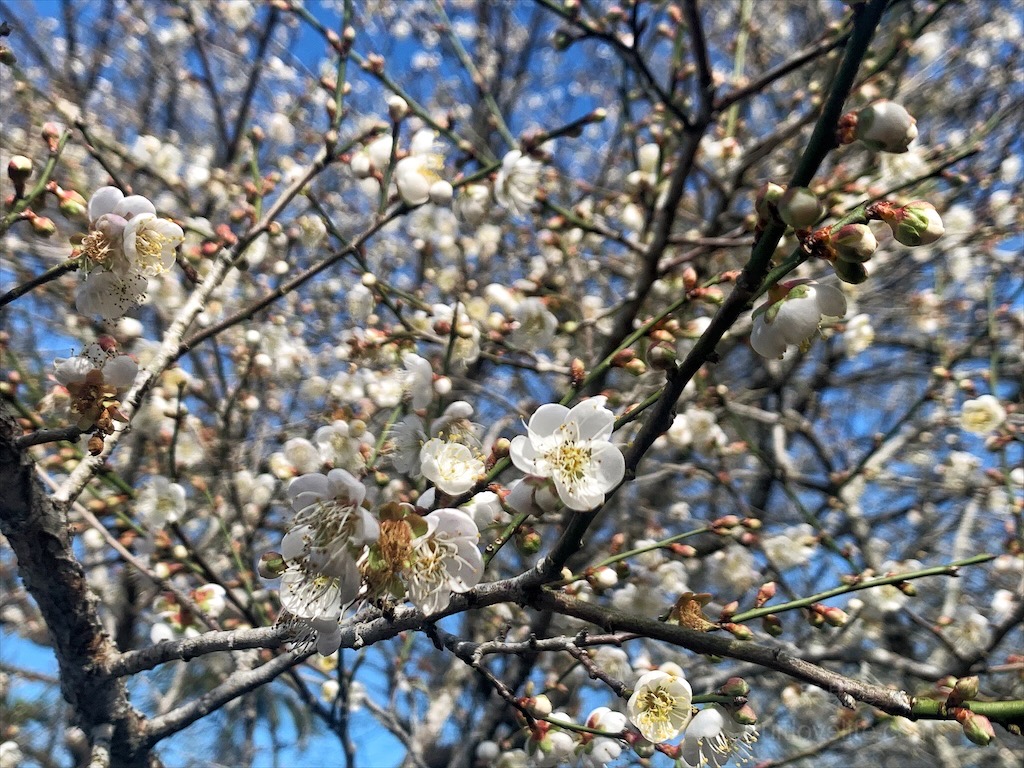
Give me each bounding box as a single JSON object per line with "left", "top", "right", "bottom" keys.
{"left": 279, "top": 470, "right": 379, "bottom": 620}
{"left": 762, "top": 524, "right": 817, "bottom": 570}
{"left": 506, "top": 297, "right": 558, "bottom": 349}
{"left": 843, "top": 313, "right": 875, "bottom": 356}
{"left": 76, "top": 187, "right": 182, "bottom": 319}
{"left": 402, "top": 508, "right": 483, "bottom": 615}
{"left": 122, "top": 212, "right": 184, "bottom": 277}
{"left": 959, "top": 395, "right": 1006, "bottom": 434}
{"left": 510, "top": 396, "right": 625, "bottom": 511}
{"left": 314, "top": 420, "right": 374, "bottom": 473}
{"left": 419, "top": 438, "right": 484, "bottom": 495}
{"left": 627, "top": 669, "right": 693, "bottom": 743}
{"left": 136, "top": 475, "right": 186, "bottom": 529}
{"left": 494, "top": 149, "right": 541, "bottom": 216}
{"left": 750, "top": 279, "right": 847, "bottom": 359}
{"left": 402, "top": 352, "right": 434, "bottom": 410}
{"left": 679, "top": 706, "right": 758, "bottom": 768}
{"left": 75, "top": 269, "right": 149, "bottom": 322}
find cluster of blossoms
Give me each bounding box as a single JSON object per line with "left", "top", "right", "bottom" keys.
{"left": 75, "top": 186, "right": 184, "bottom": 320}
{"left": 52, "top": 339, "right": 139, "bottom": 450}
{"left": 349, "top": 106, "right": 542, "bottom": 218}
{"left": 749, "top": 101, "right": 945, "bottom": 358}
{"left": 266, "top": 467, "right": 484, "bottom": 654}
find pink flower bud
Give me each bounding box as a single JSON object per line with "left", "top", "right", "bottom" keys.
{"left": 855, "top": 100, "right": 918, "bottom": 153}
{"left": 30, "top": 215, "right": 57, "bottom": 237}
{"left": 777, "top": 186, "right": 824, "bottom": 229}
{"left": 955, "top": 709, "right": 994, "bottom": 746}
{"left": 58, "top": 190, "right": 88, "bottom": 220}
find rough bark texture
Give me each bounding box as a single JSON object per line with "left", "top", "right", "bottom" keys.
{"left": 0, "top": 402, "right": 151, "bottom": 767}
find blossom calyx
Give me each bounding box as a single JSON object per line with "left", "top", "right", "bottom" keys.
{"left": 854, "top": 100, "right": 918, "bottom": 153}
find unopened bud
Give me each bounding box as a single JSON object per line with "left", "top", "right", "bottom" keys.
{"left": 646, "top": 342, "right": 676, "bottom": 370}
{"left": 570, "top": 358, "right": 586, "bottom": 388}
{"left": 721, "top": 622, "right": 752, "bottom": 640}
{"left": 854, "top": 100, "right": 918, "bottom": 153}
{"left": 833, "top": 257, "right": 869, "bottom": 284}
{"left": 755, "top": 582, "right": 776, "bottom": 608}
{"left": 41, "top": 122, "right": 63, "bottom": 151}
{"left": 831, "top": 223, "right": 877, "bottom": 263}
{"left": 0, "top": 44, "right": 16, "bottom": 66}
{"left": 718, "top": 677, "right": 750, "bottom": 697}
{"left": 949, "top": 676, "right": 980, "bottom": 705}
{"left": 632, "top": 740, "right": 656, "bottom": 758}
{"left": 897, "top": 581, "right": 917, "bottom": 596}
{"left": 754, "top": 182, "right": 785, "bottom": 225}
{"left": 955, "top": 709, "right": 994, "bottom": 746}
{"left": 517, "top": 529, "right": 543, "bottom": 555}
{"left": 884, "top": 201, "right": 944, "bottom": 246}
{"left": 777, "top": 186, "right": 824, "bottom": 229}
{"left": 7, "top": 155, "right": 32, "bottom": 186}
{"left": 31, "top": 215, "right": 57, "bottom": 237}
{"left": 258, "top": 551, "right": 286, "bottom": 578}
{"left": 822, "top": 605, "right": 848, "bottom": 627}
{"left": 386, "top": 95, "right": 409, "bottom": 122}
{"left": 527, "top": 694, "right": 553, "bottom": 718}
{"left": 623, "top": 358, "right": 647, "bottom": 376}
{"left": 731, "top": 704, "right": 758, "bottom": 725}
{"left": 428, "top": 179, "right": 454, "bottom": 206}
{"left": 806, "top": 608, "right": 825, "bottom": 628}
{"left": 762, "top": 614, "right": 783, "bottom": 636}
{"left": 58, "top": 189, "right": 88, "bottom": 220}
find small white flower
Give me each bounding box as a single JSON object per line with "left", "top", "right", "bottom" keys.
{"left": 843, "top": 313, "right": 875, "bottom": 356}
{"left": 402, "top": 353, "right": 434, "bottom": 410}
{"left": 283, "top": 437, "right": 323, "bottom": 474}
{"left": 136, "top": 475, "right": 186, "bottom": 528}
{"left": 419, "top": 438, "right": 484, "bottom": 496}
{"left": 506, "top": 297, "right": 558, "bottom": 349}
{"left": 122, "top": 212, "right": 184, "bottom": 277}
{"left": 626, "top": 669, "right": 693, "bottom": 743}
{"left": 403, "top": 508, "right": 483, "bottom": 615}
{"left": 679, "top": 706, "right": 758, "bottom": 768}
{"left": 279, "top": 469, "right": 379, "bottom": 618}
{"left": 510, "top": 396, "right": 625, "bottom": 511}
{"left": 959, "top": 395, "right": 1006, "bottom": 434}
{"left": 75, "top": 269, "right": 149, "bottom": 320}
{"left": 855, "top": 100, "right": 918, "bottom": 154}
{"left": 494, "top": 149, "right": 541, "bottom": 216}
{"left": 750, "top": 280, "right": 847, "bottom": 359}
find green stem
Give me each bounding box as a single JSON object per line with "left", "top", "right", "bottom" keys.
{"left": 730, "top": 554, "right": 994, "bottom": 624}
{"left": 911, "top": 697, "right": 1024, "bottom": 725}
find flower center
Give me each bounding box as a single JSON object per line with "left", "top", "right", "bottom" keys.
{"left": 81, "top": 230, "right": 115, "bottom": 266}
{"left": 546, "top": 442, "right": 592, "bottom": 485}
{"left": 638, "top": 688, "right": 677, "bottom": 723}
{"left": 135, "top": 227, "right": 171, "bottom": 272}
